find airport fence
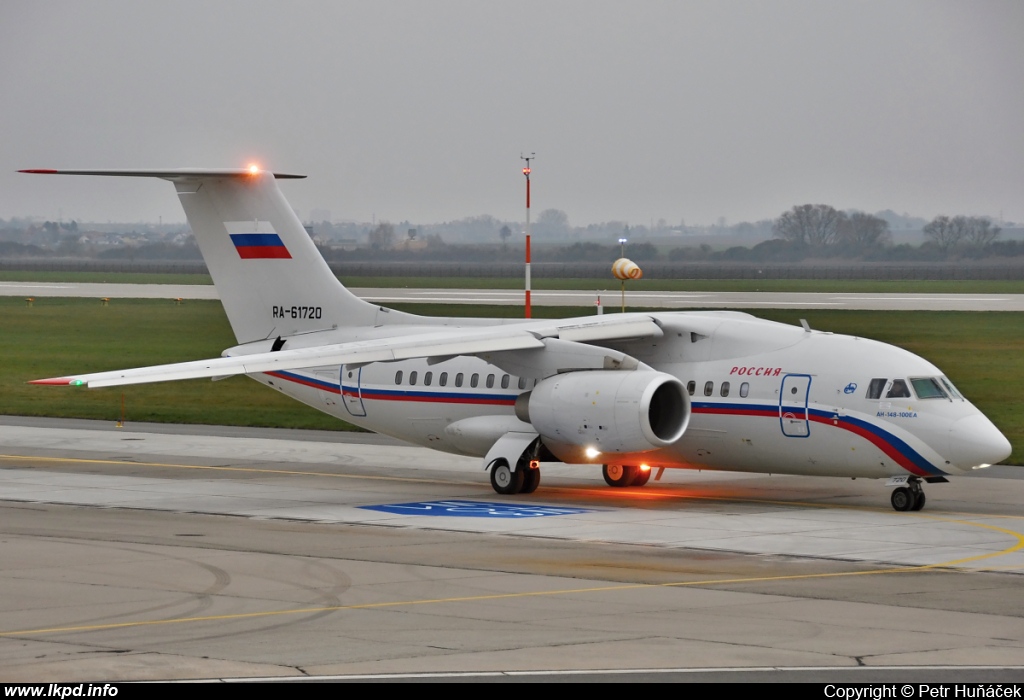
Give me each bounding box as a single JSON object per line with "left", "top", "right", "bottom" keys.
{"left": 1, "top": 258, "right": 1023, "bottom": 280}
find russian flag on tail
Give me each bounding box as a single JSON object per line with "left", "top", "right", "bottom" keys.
{"left": 225, "top": 221, "right": 291, "bottom": 259}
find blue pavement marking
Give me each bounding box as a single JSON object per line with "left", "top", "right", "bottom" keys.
{"left": 358, "top": 499, "right": 597, "bottom": 518}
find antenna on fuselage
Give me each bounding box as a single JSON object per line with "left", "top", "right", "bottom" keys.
{"left": 800, "top": 318, "right": 811, "bottom": 332}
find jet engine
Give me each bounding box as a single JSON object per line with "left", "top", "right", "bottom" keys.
{"left": 515, "top": 370, "right": 689, "bottom": 455}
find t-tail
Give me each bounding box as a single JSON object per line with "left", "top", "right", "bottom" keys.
{"left": 20, "top": 168, "right": 392, "bottom": 343}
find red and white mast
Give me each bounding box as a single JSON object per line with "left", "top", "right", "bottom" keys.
{"left": 521, "top": 153, "right": 534, "bottom": 319}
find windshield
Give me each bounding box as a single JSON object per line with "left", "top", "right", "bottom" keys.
{"left": 940, "top": 376, "right": 964, "bottom": 400}
{"left": 911, "top": 377, "right": 948, "bottom": 400}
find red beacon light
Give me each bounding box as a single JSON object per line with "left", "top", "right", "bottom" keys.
{"left": 247, "top": 164, "right": 260, "bottom": 175}
{"left": 522, "top": 167, "right": 531, "bottom": 176}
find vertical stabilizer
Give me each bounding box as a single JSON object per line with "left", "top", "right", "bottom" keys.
{"left": 173, "top": 171, "right": 380, "bottom": 342}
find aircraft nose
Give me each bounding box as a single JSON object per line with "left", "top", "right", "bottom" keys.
{"left": 947, "top": 415, "right": 1012, "bottom": 469}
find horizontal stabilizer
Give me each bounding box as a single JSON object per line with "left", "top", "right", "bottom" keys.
{"left": 18, "top": 168, "right": 305, "bottom": 180}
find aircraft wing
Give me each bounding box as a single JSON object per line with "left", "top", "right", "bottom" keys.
{"left": 31, "top": 316, "right": 662, "bottom": 389}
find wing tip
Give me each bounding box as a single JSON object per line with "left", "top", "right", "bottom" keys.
{"left": 29, "top": 377, "right": 81, "bottom": 386}
{"left": 18, "top": 169, "right": 60, "bottom": 174}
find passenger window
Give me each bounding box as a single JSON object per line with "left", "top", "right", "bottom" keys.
{"left": 686, "top": 381, "right": 695, "bottom": 396}
{"left": 866, "top": 378, "right": 887, "bottom": 400}
{"left": 439, "top": 372, "right": 448, "bottom": 387}
{"left": 886, "top": 379, "right": 912, "bottom": 399}
{"left": 470, "top": 373, "right": 479, "bottom": 388}
{"left": 720, "top": 381, "right": 730, "bottom": 397}
{"left": 911, "top": 377, "right": 947, "bottom": 400}
{"left": 518, "top": 377, "right": 526, "bottom": 390}
{"left": 424, "top": 371, "right": 432, "bottom": 386}
{"left": 704, "top": 381, "right": 714, "bottom": 397}
{"left": 409, "top": 371, "right": 417, "bottom": 386}
{"left": 455, "top": 373, "right": 464, "bottom": 387}
{"left": 501, "top": 374, "right": 510, "bottom": 389}
{"left": 394, "top": 371, "right": 403, "bottom": 385}
{"left": 739, "top": 382, "right": 749, "bottom": 398}
{"left": 486, "top": 374, "right": 495, "bottom": 388}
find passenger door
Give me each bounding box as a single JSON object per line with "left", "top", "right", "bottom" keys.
{"left": 341, "top": 365, "right": 367, "bottom": 417}
{"left": 779, "top": 373, "right": 811, "bottom": 438}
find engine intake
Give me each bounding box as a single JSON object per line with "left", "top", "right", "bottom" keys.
{"left": 516, "top": 370, "right": 689, "bottom": 454}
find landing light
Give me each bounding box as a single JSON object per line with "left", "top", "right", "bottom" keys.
{"left": 639, "top": 464, "right": 651, "bottom": 472}
{"left": 972, "top": 464, "right": 992, "bottom": 470}
{"left": 584, "top": 447, "right": 601, "bottom": 459}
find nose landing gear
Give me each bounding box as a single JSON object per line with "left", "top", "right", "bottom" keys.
{"left": 891, "top": 478, "right": 926, "bottom": 512}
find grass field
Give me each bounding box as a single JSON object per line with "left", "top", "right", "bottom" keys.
{"left": 3, "top": 297, "right": 1021, "bottom": 464}
{"left": 1, "top": 270, "right": 1022, "bottom": 294}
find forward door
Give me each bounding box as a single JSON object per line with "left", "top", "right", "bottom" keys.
{"left": 779, "top": 374, "right": 811, "bottom": 438}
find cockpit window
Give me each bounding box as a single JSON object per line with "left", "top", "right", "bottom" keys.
{"left": 886, "top": 379, "right": 912, "bottom": 399}
{"left": 866, "top": 378, "right": 887, "bottom": 400}
{"left": 911, "top": 377, "right": 948, "bottom": 400}
{"left": 940, "top": 376, "right": 964, "bottom": 400}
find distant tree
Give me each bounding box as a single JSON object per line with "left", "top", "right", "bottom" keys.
{"left": 924, "top": 215, "right": 1001, "bottom": 255}
{"left": 923, "top": 216, "right": 962, "bottom": 253}
{"left": 627, "top": 242, "right": 660, "bottom": 262}
{"left": 537, "top": 209, "right": 569, "bottom": 236}
{"left": 499, "top": 224, "right": 512, "bottom": 249}
{"left": 839, "top": 212, "right": 890, "bottom": 252}
{"left": 368, "top": 222, "right": 395, "bottom": 250}
{"left": 773, "top": 204, "right": 845, "bottom": 249}
{"left": 962, "top": 217, "right": 1001, "bottom": 247}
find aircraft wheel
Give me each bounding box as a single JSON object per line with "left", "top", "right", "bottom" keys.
{"left": 891, "top": 486, "right": 915, "bottom": 512}
{"left": 631, "top": 467, "right": 652, "bottom": 487}
{"left": 520, "top": 465, "right": 541, "bottom": 494}
{"left": 911, "top": 490, "right": 926, "bottom": 511}
{"left": 603, "top": 464, "right": 637, "bottom": 487}
{"left": 490, "top": 460, "right": 524, "bottom": 495}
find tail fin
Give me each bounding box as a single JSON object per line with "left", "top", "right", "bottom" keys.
{"left": 21, "top": 168, "right": 385, "bottom": 343}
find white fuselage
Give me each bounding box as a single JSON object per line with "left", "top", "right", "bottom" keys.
{"left": 245, "top": 310, "right": 1006, "bottom": 480}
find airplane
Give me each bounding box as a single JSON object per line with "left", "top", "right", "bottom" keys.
{"left": 20, "top": 167, "right": 1013, "bottom": 512}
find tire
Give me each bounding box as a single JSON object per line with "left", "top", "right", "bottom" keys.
{"left": 520, "top": 466, "right": 541, "bottom": 494}
{"left": 490, "top": 460, "right": 525, "bottom": 495}
{"left": 911, "top": 490, "right": 926, "bottom": 511}
{"left": 603, "top": 464, "right": 637, "bottom": 487}
{"left": 891, "top": 486, "right": 914, "bottom": 512}
{"left": 631, "top": 467, "right": 652, "bottom": 487}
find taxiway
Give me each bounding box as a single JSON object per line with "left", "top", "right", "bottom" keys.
{"left": 1, "top": 281, "right": 1022, "bottom": 311}
{"left": 0, "top": 416, "right": 1021, "bottom": 682}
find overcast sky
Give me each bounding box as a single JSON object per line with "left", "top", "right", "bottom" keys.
{"left": 2, "top": 1, "right": 1022, "bottom": 227}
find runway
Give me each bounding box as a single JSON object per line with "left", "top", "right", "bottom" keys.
{"left": 2, "top": 281, "right": 1023, "bottom": 310}
{"left": 1, "top": 416, "right": 1022, "bottom": 682}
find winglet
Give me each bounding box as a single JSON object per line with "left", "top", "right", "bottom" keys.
{"left": 29, "top": 377, "right": 83, "bottom": 386}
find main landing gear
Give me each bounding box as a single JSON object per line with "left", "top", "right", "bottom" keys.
{"left": 602, "top": 464, "right": 652, "bottom": 488}
{"left": 891, "top": 478, "right": 926, "bottom": 512}
{"left": 489, "top": 458, "right": 540, "bottom": 495}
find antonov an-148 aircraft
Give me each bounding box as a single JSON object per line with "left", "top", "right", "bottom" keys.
{"left": 23, "top": 167, "right": 1012, "bottom": 511}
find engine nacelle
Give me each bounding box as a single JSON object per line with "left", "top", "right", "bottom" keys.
{"left": 516, "top": 370, "right": 689, "bottom": 455}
